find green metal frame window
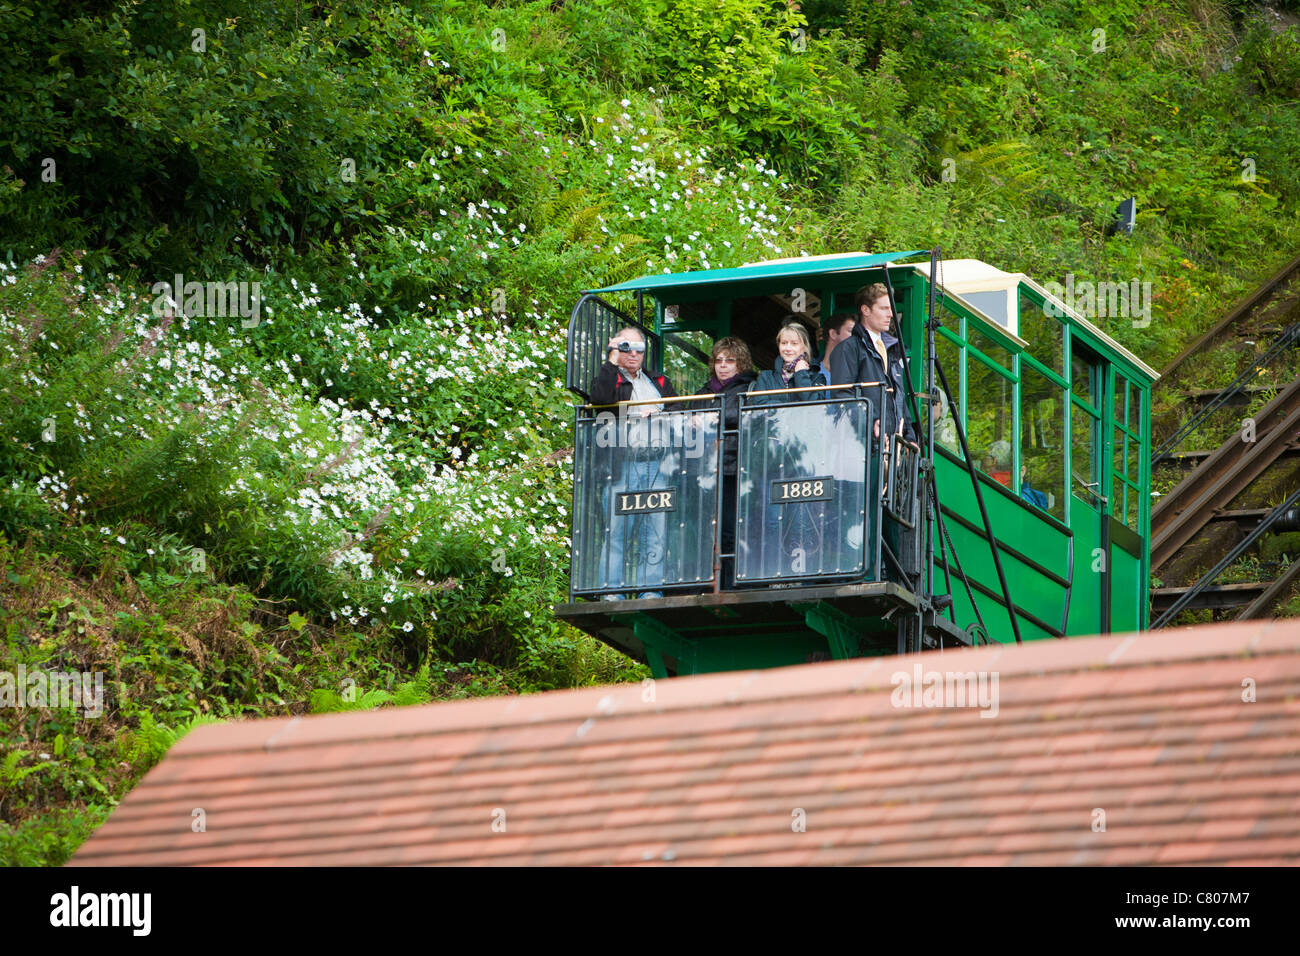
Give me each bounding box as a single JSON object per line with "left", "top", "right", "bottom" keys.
{"left": 1109, "top": 371, "right": 1144, "bottom": 532}
{"left": 1017, "top": 289, "right": 1068, "bottom": 520}
{"left": 1069, "top": 347, "right": 1105, "bottom": 519}
{"left": 934, "top": 326, "right": 964, "bottom": 458}
{"left": 934, "top": 302, "right": 1021, "bottom": 483}
{"left": 1019, "top": 359, "right": 1067, "bottom": 520}
{"left": 1017, "top": 287, "right": 1065, "bottom": 376}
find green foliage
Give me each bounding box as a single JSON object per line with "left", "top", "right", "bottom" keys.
{"left": 2, "top": 0, "right": 1300, "bottom": 868}
{"left": 1242, "top": 24, "right": 1300, "bottom": 96}
{"left": 0, "top": 804, "right": 112, "bottom": 867}
{"left": 0, "top": 0, "right": 430, "bottom": 273}
{"left": 118, "top": 712, "right": 223, "bottom": 772}
{"left": 308, "top": 666, "right": 432, "bottom": 713}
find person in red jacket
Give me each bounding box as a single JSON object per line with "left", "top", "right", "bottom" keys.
{"left": 589, "top": 328, "right": 677, "bottom": 405}
{"left": 588, "top": 328, "right": 678, "bottom": 599}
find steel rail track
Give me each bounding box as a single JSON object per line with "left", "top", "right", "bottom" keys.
{"left": 1159, "top": 251, "right": 1300, "bottom": 382}
{"left": 1150, "top": 377, "right": 1300, "bottom": 571}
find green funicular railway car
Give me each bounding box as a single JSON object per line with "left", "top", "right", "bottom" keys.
{"left": 553, "top": 250, "right": 1157, "bottom": 676}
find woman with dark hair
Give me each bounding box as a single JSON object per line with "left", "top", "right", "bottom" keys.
{"left": 694, "top": 337, "right": 757, "bottom": 472}
{"left": 693, "top": 337, "right": 757, "bottom": 587}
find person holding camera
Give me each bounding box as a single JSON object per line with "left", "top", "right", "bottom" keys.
{"left": 590, "top": 328, "right": 677, "bottom": 406}
{"left": 588, "top": 328, "right": 678, "bottom": 600}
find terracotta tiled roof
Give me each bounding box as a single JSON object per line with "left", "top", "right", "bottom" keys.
{"left": 72, "top": 619, "right": 1300, "bottom": 866}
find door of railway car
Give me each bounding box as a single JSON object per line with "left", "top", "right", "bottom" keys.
{"left": 1106, "top": 370, "right": 1146, "bottom": 632}
{"left": 1070, "top": 344, "right": 1145, "bottom": 634}
{"left": 734, "top": 388, "right": 877, "bottom": 584}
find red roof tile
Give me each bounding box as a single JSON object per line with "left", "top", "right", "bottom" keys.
{"left": 72, "top": 618, "right": 1300, "bottom": 866}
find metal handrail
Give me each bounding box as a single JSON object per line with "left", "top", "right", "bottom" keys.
{"left": 744, "top": 381, "right": 888, "bottom": 398}
{"left": 581, "top": 393, "right": 721, "bottom": 411}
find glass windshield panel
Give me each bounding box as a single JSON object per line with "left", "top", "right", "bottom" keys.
{"left": 571, "top": 404, "right": 720, "bottom": 593}
{"left": 662, "top": 329, "right": 714, "bottom": 394}
{"left": 1019, "top": 289, "right": 1065, "bottom": 375}
{"left": 1071, "top": 401, "right": 1102, "bottom": 510}
{"left": 1020, "top": 362, "right": 1066, "bottom": 520}
{"left": 735, "top": 396, "right": 873, "bottom": 582}
{"left": 967, "top": 353, "right": 1015, "bottom": 488}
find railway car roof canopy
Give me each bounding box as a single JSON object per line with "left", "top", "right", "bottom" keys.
{"left": 586, "top": 249, "right": 1157, "bottom": 382}
{"left": 587, "top": 250, "right": 929, "bottom": 301}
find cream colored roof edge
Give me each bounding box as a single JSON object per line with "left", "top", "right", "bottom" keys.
{"left": 908, "top": 258, "right": 1028, "bottom": 294}
{"left": 893, "top": 262, "right": 1160, "bottom": 383}
{"left": 893, "top": 263, "right": 1028, "bottom": 349}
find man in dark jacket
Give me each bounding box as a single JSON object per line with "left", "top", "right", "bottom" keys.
{"left": 589, "top": 328, "right": 677, "bottom": 406}
{"left": 829, "top": 283, "right": 918, "bottom": 584}
{"left": 588, "top": 328, "right": 678, "bottom": 599}
{"left": 830, "top": 284, "right": 915, "bottom": 442}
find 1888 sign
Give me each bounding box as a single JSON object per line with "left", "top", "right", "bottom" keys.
{"left": 770, "top": 477, "right": 832, "bottom": 504}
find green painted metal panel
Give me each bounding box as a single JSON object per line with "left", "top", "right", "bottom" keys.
{"left": 1110, "top": 539, "right": 1143, "bottom": 633}
{"left": 932, "top": 453, "right": 1073, "bottom": 642}
{"left": 1067, "top": 501, "right": 1104, "bottom": 635}
{"left": 691, "top": 631, "right": 843, "bottom": 672}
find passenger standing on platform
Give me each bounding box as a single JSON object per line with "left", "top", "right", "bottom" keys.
{"left": 747, "top": 321, "right": 829, "bottom": 577}
{"left": 589, "top": 328, "right": 678, "bottom": 599}
{"left": 830, "top": 283, "right": 918, "bottom": 584}
{"left": 693, "top": 337, "right": 757, "bottom": 477}
{"left": 819, "top": 312, "right": 857, "bottom": 386}
{"left": 590, "top": 327, "right": 677, "bottom": 406}
{"left": 830, "top": 284, "right": 915, "bottom": 441}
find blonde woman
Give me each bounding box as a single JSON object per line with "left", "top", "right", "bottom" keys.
{"left": 751, "top": 319, "right": 827, "bottom": 400}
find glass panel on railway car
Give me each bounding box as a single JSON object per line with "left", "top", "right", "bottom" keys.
{"left": 1020, "top": 362, "right": 1066, "bottom": 520}
{"left": 663, "top": 329, "right": 714, "bottom": 396}
{"left": 570, "top": 404, "right": 721, "bottom": 594}
{"left": 1112, "top": 425, "right": 1142, "bottom": 532}
{"left": 1020, "top": 290, "right": 1064, "bottom": 375}
{"left": 957, "top": 288, "right": 1010, "bottom": 330}
{"left": 934, "top": 330, "right": 964, "bottom": 457}
{"left": 1071, "top": 402, "right": 1103, "bottom": 510}
{"left": 967, "top": 322, "right": 1014, "bottom": 372}
{"left": 967, "top": 353, "right": 1015, "bottom": 489}
{"left": 1113, "top": 374, "right": 1129, "bottom": 433}
{"left": 734, "top": 395, "right": 872, "bottom": 583}
{"left": 1071, "top": 351, "right": 1098, "bottom": 406}
{"left": 1112, "top": 425, "right": 1131, "bottom": 527}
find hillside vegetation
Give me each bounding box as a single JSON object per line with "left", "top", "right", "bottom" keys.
{"left": 2, "top": 0, "right": 1299, "bottom": 863}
